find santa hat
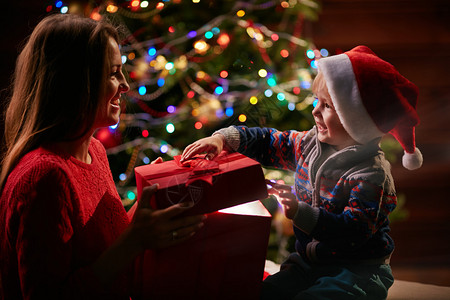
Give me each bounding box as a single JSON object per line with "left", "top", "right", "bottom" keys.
{"left": 317, "top": 45, "right": 422, "bottom": 170}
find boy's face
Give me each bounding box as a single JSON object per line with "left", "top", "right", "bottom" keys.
{"left": 312, "top": 77, "right": 358, "bottom": 150}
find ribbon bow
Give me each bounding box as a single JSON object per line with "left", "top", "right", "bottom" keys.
{"left": 173, "top": 155, "right": 220, "bottom": 186}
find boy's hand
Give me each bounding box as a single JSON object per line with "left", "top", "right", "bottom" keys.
{"left": 266, "top": 180, "right": 298, "bottom": 220}
{"left": 279, "top": 193, "right": 298, "bottom": 220}
{"left": 181, "top": 135, "right": 225, "bottom": 162}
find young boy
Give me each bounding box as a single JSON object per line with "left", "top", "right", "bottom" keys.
{"left": 181, "top": 45, "right": 422, "bottom": 299}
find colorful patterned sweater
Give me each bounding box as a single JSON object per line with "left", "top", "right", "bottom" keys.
{"left": 0, "top": 138, "right": 133, "bottom": 299}
{"left": 216, "top": 126, "right": 397, "bottom": 264}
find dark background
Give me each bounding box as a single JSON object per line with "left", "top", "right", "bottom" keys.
{"left": 1, "top": 0, "right": 449, "bottom": 286}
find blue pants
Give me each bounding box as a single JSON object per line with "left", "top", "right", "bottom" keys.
{"left": 261, "top": 253, "right": 394, "bottom": 300}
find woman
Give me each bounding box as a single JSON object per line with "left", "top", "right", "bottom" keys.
{"left": 0, "top": 14, "right": 205, "bottom": 299}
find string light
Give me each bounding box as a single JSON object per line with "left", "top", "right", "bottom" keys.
{"left": 160, "top": 144, "right": 169, "bottom": 153}
{"left": 264, "top": 89, "right": 273, "bottom": 97}
{"left": 258, "top": 69, "right": 267, "bottom": 78}
{"left": 166, "top": 123, "right": 175, "bottom": 133}
{"left": 238, "top": 114, "right": 247, "bottom": 122}
{"left": 138, "top": 86, "right": 146, "bottom": 95}
{"left": 236, "top": 10, "right": 245, "bottom": 17}
{"left": 195, "top": 121, "right": 203, "bottom": 129}
{"left": 127, "top": 191, "right": 136, "bottom": 200}
{"left": 106, "top": 4, "right": 118, "bottom": 13}
{"left": 167, "top": 105, "right": 176, "bottom": 113}
{"left": 225, "top": 107, "right": 234, "bottom": 117}
{"left": 250, "top": 96, "right": 258, "bottom": 105}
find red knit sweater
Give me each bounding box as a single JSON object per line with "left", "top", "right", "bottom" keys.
{"left": 0, "top": 138, "right": 132, "bottom": 299}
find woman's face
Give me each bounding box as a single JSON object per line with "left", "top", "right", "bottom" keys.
{"left": 94, "top": 37, "right": 129, "bottom": 129}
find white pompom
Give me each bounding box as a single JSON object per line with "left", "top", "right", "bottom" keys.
{"left": 402, "top": 148, "right": 423, "bottom": 170}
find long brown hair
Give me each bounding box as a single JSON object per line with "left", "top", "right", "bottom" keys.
{"left": 0, "top": 14, "right": 119, "bottom": 190}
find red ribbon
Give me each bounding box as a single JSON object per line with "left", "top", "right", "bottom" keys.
{"left": 173, "top": 155, "right": 220, "bottom": 186}
{"left": 143, "top": 152, "right": 244, "bottom": 187}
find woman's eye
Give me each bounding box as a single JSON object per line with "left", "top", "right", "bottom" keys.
{"left": 325, "top": 103, "right": 331, "bottom": 109}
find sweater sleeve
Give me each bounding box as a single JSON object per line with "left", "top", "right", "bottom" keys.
{"left": 216, "top": 125, "right": 306, "bottom": 172}
{"left": 15, "top": 166, "right": 105, "bottom": 299}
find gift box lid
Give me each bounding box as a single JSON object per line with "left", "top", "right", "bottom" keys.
{"left": 134, "top": 152, "right": 268, "bottom": 215}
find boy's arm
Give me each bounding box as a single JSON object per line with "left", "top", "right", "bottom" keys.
{"left": 215, "top": 125, "right": 306, "bottom": 171}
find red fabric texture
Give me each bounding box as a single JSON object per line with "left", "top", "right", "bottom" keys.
{"left": 0, "top": 138, "right": 132, "bottom": 299}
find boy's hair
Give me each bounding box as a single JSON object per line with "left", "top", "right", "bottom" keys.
{"left": 1, "top": 14, "right": 119, "bottom": 190}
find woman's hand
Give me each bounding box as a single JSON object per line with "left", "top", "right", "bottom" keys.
{"left": 266, "top": 180, "right": 298, "bottom": 220}
{"left": 130, "top": 184, "right": 206, "bottom": 250}
{"left": 181, "top": 134, "right": 225, "bottom": 162}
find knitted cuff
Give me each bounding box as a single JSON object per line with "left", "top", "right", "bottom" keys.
{"left": 292, "top": 201, "right": 320, "bottom": 235}
{"left": 213, "top": 126, "right": 241, "bottom": 152}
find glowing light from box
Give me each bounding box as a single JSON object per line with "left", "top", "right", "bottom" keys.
{"left": 143, "top": 156, "right": 150, "bottom": 164}
{"left": 225, "top": 107, "right": 234, "bottom": 117}
{"left": 55, "top": 1, "right": 63, "bottom": 8}
{"left": 293, "top": 86, "right": 301, "bottom": 95}
{"left": 277, "top": 93, "right": 286, "bottom": 101}
{"left": 119, "top": 173, "right": 127, "bottom": 181}
{"left": 264, "top": 89, "right": 273, "bottom": 97}
{"left": 306, "top": 49, "right": 315, "bottom": 59}
{"left": 250, "top": 96, "right": 258, "bottom": 105}
{"left": 142, "top": 129, "right": 149, "bottom": 138}
{"left": 236, "top": 10, "right": 245, "bottom": 17}
{"left": 141, "top": 1, "right": 149, "bottom": 8}
{"left": 220, "top": 70, "right": 228, "bottom": 78}
{"left": 218, "top": 201, "right": 270, "bottom": 216}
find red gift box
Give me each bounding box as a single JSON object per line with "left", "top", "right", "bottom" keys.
{"left": 134, "top": 200, "right": 272, "bottom": 300}
{"left": 134, "top": 152, "right": 268, "bottom": 216}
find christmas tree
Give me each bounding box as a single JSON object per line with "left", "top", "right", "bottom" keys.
{"left": 46, "top": 0, "right": 324, "bottom": 261}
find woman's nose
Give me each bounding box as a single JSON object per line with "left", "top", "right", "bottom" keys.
{"left": 120, "top": 80, "right": 130, "bottom": 93}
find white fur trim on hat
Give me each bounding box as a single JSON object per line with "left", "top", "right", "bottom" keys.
{"left": 317, "top": 54, "right": 384, "bottom": 144}
{"left": 402, "top": 148, "right": 423, "bottom": 170}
